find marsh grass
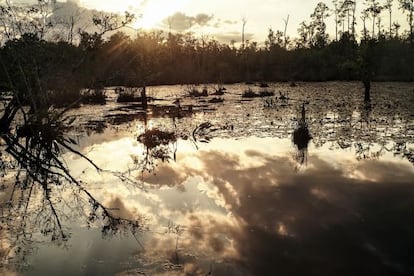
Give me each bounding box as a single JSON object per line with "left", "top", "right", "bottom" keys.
{"left": 242, "top": 87, "right": 258, "bottom": 98}
{"left": 186, "top": 85, "right": 208, "bottom": 97}
{"left": 81, "top": 89, "right": 106, "bottom": 105}
{"left": 243, "top": 87, "right": 275, "bottom": 98}
{"left": 117, "top": 87, "right": 142, "bottom": 103}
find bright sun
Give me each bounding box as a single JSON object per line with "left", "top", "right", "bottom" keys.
{"left": 81, "top": 0, "right": 191, "bottom": 30}
{"left": 133, "top": 0, "right": 190, "bottom": 29}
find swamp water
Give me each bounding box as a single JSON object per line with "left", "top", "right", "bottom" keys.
{"left": 1, "top": 82, "right": 414, "bottom": 275}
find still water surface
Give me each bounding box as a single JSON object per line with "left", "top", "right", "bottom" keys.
{"left": 1, "top": 82, "right": 414, "bottom": 275}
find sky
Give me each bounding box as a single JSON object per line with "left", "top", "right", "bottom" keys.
{"left": 11, "top": 0, "right": 410, "bottom": 44}
{"left": 79, "top": 0, "right": 408, "bottom": 43}
{"left": 79, "top": 0, "right": 320, "bottom": 39}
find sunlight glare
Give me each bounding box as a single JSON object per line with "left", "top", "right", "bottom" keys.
{"left": 133, "top": 0, "right": 190, "bottom": 29}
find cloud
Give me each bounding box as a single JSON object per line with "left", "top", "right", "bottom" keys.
{"left": 210, "top": 18, "right": 238, "bottom": 29}
{"left": 143, "top": 163, "right": 192, "bottom": 187}
{"left": 45, "top": 1, "right": 99, "bottom": 41}
{"left": 192, "top": 151, "right": 414, "bottom": 275}
{"left": 104, "top": 196, "right": 137, "bottom": 220}
{"left": 135, "top": 148, "right": 414, "bottom": 275}
{"left": 212, "top": 31, "right": 254, "bottom": 43}
{"left": 194, "top": 13, "right": 213, "bottom": 26}
{"left": 67, "top": 0, "right": 80, "bottom": 4}
{"left": 163, "top": 12, "right": 214, "bottom": 32}
{"left": 224, "top": 19, "right": 238, "bottom": 25}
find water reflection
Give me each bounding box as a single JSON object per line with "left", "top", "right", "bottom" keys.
{"left": 124, "top": 139, "right": 414, "bottom": 275}
{"left": 0, "top": 107, "right": 144, "bottom": 273}
{"left": 293, "top": 103, "right": 312, "bottom": 168}
{"left": 1, "top": 82, "right": 414, "bottom": 275}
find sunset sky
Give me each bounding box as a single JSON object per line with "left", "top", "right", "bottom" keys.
{"left": 17, "top": 0, "right": 410, "bottom": 43}
{"left": 79, "top": 0, "right": 408, "bottom": 43}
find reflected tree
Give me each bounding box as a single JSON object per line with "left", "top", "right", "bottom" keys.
{"left": 133, "top": 109, "right": 231, "bottom": 177}
{"left": 0, "top": 109, "right": 145, "bottom": 271}
{"left": 293, "top": 103, "right": 312, "bottom": 168}
{"left": 136, "top": 128, "right": 178, "bottom": 174}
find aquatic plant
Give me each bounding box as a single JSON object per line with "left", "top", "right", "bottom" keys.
{"left": 116, "top": 87, "right": 142, "bottom": 103}
{"left": 242, "top": 87, "right": 259, "bottom": 98}
{"left": 259, "top": 89, "right": 275, "bottom": 97}
{"left": 81, "top": 88, "right": 106, "bottom": 105}
{"left": 186, "top": 85, "right": 208, "bottom": 97}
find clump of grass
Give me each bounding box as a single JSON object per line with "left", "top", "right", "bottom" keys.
{"left": 186, "top": 85, "right": 208, "bottom": 97}
{"left": 81, "top": 88, "right": 106, "bottom": 105}
{"left": 47, "top": 88, "right": 82, "bottom": 108}
{"left": 242, "top": 87, "right": 259, "bottom": 98}
{"left": 116, "top": 87, "right": 141, "bottom": 103}
{"left": 259, "top": 89, "right": 275, "bottom": 97}
{"left": 242, "top": 87, "right": 275, "bottom": 98}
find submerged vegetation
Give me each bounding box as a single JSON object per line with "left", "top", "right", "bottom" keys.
{"left": 81, "top": 88, "right": 107, "bottom": 105}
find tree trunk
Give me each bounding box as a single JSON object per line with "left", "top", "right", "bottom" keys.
{"left": 372, "top": 15, "right": 376, "bottom": 38}
{"left": 410, "top": 9, "right": 413, "bottom": 42}
{"left": 141, "top": 85, "right": 148, "bottom": 109}
{"left": 363, "top": 80, "right": 371, "bottom": 102}
{"left": 0, "top": 98, "right": 19, "bottom": 134}
{"left": 335, "top": 15, "right": 338, "bottom": 40}
{"left": 389, "top": 11, "right": 392, "bottom": 38}
{"left": 352, "top": 5, "right": 356, "bottom": 35}
{"left": 283, "top": 15, "right": 290, "bottom": 49}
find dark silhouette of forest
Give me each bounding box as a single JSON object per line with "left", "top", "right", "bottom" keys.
{"left": 1, "top": 23, "right": 413, "bottom": 89}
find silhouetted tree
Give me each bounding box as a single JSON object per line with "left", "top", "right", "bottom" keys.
{"left": 333, "top": 0, "right": 341, "bottom": 40}
{"left": 297, "top": 21, "right": 313, "bottom": 48}
{"left": 283, "top": 15, "right": 290, "bottom": 49}
{"left": 358, "top": 39, "right": 380, "bottom": 102}
{"left": 241, "top": 17, "right": 248, "bottom": 49}
{"left": 265, "top": 28, "right": 284, "bottom": 49}
{"left": 398, "top": 0, "right": 414, "bottom": 41}
{"left": 341, "top": 0, "right": 356, "bottom": 35}
{"left": 384, "top": 0, "right": 394, "bottom": 37}
{"left": 361, "top": 9, "right": 370, "bottom": 39}
{"left": 365, "top": 0, "right": 383, "bottom": 38}
{"left": 1, "top": 0, "right": 414, "bottom": 87}
{"left": 311, "top": 2, "right": 331, "bottom": 48}
{"left": 0, "top": 0, "right": 57, "bottom": 41}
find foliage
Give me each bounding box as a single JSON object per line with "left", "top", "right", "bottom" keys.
{"left": 1, "top": 30, "right": 407, "bottom": 87}
{"left": 0, "top": 34, "right": 83, "bottom": 109}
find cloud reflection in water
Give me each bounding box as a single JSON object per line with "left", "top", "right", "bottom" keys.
{"left": 72, "top": 135, "right": 414, "bottom": 275}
